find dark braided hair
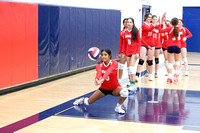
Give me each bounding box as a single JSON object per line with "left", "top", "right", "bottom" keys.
{"left": 171, "top": 17, "right": 179, "bottom": 38}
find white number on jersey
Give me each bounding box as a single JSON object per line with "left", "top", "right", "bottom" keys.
{"left": 148, "top": 32, "right": 152, "bottom": 36}
{"left": 128, "top": 39, "right": 131, "bottom": 45}
{"left": 106, "top": 76, "right": 110, "bottom": 81}
{"left": 172, "top": 34, "right": 181, "bottom": 41}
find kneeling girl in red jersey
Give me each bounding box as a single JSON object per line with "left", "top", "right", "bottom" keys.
{"left": 73, "top": 49, "right": 129, "bottom": 114}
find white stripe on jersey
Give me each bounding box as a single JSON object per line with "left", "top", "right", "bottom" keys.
{"left": 169, "top": 27, "right": 174, "bottom": 34}
{"left": 125, "top": 35, "right": 131, "bottom": 38}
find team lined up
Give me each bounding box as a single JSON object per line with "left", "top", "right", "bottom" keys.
{"left": 118, "top": 13, "right": 192, "bottom": 90}
{"left": 72, "top": 13, "right": 192, "bottom": 114}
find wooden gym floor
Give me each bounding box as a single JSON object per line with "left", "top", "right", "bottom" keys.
{"left": 0, "top": 52, "right": 200, "bottom": 133}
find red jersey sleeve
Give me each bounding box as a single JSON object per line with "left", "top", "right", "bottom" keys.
{"left": 122, "top": 33, "right": 127, "bottom": 55}
{"left": 102, "top": 61, "right": 118, "bottom": 81}
{"left": 118, "top": 31, "right": 124, "bottom": 54}
{"left": 166, "top": 24, "right": 171, "bottom": 27}
{"left": 136, "top": 30, "right": 141, "bottom": 54}
{"left": 142, "top": 23, "right": 155, "bottom": 31}
{"left": 95, "top": 64, "right": 102, "bottom": 79}
{"left": 185, "top": 27, "right": 192, "bottom": 38}
{"left": 159, "top": 27, "right": 171, "bottom": 33}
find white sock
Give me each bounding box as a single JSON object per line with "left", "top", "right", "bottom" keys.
{"left": 174, "top": 70, "right": 179, "bottom": 75}
{"left": 116, "top": 103, "right": 121, "bottom": 107}
{"left": 168, "top": 73, "right": 173, "bottom": 79}
{"left": 84, "top": 97, "right": 89, "bottom": 105}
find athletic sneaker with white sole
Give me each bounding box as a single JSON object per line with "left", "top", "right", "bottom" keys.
{"left": 149, "top": 74, "right": 154, "bottom": 81}
{"left": 145, "top": 72, "right": 149, "bottom": 77}
{"left": 135, "top": 76, "right": 139, "bottom": 82}
{"left": 185, "top": 70, "right": 189, "bottom": 76}
{"left": 127, "top": 84, "right": 137, "bottom": 92}
{"left": 155, "top": 73, "right": 158, "bottom": 78}
{"left": 114, "top": 105, "right": 125, "bottom": 114}
{"left": 73, "top": 97, "right": 85, "bottom": 106}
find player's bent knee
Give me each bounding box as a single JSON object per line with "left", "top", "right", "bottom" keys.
{"left": 147, "top": 60, "right": 153, "bottom": 66}
{"left": 119, "top": 63, "right": 125, "bottom": 70}
{"left": 128, "top": 66, "right": 136, "bottom": 75}
{"left": 155, "top": 58, "right": 159, "bottom": 64}
{"left": 120, "top": 88, "right": 129, "bottom": 97}
{"left": 138, "top": 59, "right": 144, "bottom": 65}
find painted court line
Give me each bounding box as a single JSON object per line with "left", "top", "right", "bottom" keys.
{"left": 54, "top": 106, "right": 75, "bottom": 116}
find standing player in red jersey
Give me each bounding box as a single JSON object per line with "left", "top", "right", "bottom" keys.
{"left": 152, "top": 15, "right": 162, "bottom": 78}
{"left": 159, "top": 17, "right": 181, "bottom": 83}
{"left": 118, "top": 18, "right": 128, "bottom": 84}
{"left": 123, "top": 17, "right": 141, "bottom": 91}
{"left": 136, "top": 13, "right": 157, "bottom": 81}
{"left": 161, "top": 19, "right": 171, "bottom": 76}
{"left": 73, "top": 49, "right": 129, "bottom": 114}
{"left": 178, "top": 19, "right": 192, "bottom": 76}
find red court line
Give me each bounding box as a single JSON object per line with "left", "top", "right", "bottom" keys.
{"left": 0, "top": 114, "right": 39, "bottom": 133}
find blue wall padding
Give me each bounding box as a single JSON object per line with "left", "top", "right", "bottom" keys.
{"left": 183, "top": 7, "right": 200, "bottom": 52}
{"left": 38, "top": 5, "right": 121, "bottom": 78}
{"left": 59, "top": 7, "right": 71, "bottom": 73}
{"left": 38, "top": 6, "right": 50, "bottom": 78}
{"left": 49, "top": 6, "right": 60, "bottom": 75}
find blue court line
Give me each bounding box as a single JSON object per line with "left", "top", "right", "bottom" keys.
{"left": 183, "top": 125, "right": 200, "bottom": 131}
{"left": 188, "top": 64, "right": 200, "bottom": 66}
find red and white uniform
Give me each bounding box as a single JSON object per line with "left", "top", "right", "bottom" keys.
{"left": 161, "top": 32, "right": 169, "bottom": 49}
{"left": 141, "top": 22, "right": 156, "bottom": 47}
{"left": 118, "top": 29, "right": 126, "bottom": 54}
{"left": 96, "top": 60, "right": 120, "bottom": 90}
{"left": 159, "top": 26, "right": 181, "bottom": 48}
{"left": 123, "top": 29, "right": 141, "bottom": 56}
{"left": 179, "top": 27, "right": 192, "bottom": 48}
{"left": 153, "top": 28, "right": 161, "bottom": 48}
{"left": 161, "top": 24, "right": 171, "bottom": 49}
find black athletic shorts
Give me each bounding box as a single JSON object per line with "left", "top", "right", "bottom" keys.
{"left": 99, "top": 88, "right": 114, "bottom": 95}
{"left": 167, "top": 46, "right": 181, "bottom": 54}
{"left": 162, "top": 48, "right": 167, "bottom": 51}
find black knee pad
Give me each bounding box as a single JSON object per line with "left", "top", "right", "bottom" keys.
{"left": 138, "top": 59, "right": 144, "bottom": 65}
{"left": 146, "top": 60, "right": 150, "bottom": 65}
{"left": 147, "top": 60, "right": 153, "bottom": 66}
{"left": 155, "top": 58, "right": 159, "bottom": 64}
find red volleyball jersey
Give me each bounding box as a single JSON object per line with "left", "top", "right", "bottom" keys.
{"left": 141, "top": 22, "right": 156, "bottom": 47}
{"left": 153, "top": 28, "right": 161, "bottom": 48}
{"left": 161, "top": 24, "right": 171, "bottom": 49}
{"left": 118, "top": 29, "right": 126, "bottom": 54}
{"left": 179, "top": 27, "right": 192, "bottom": 48}
{"left": 96, "top": 60, "right": 120, "bottom": 90}
{"left": 161, "top": 32, "right": 169, "bottom": 49}
{"left": 159, "top": 26, "right": 181, "bottom": 48}
{"left": 123, "top": 29, "right": 141, "bottom": 56}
